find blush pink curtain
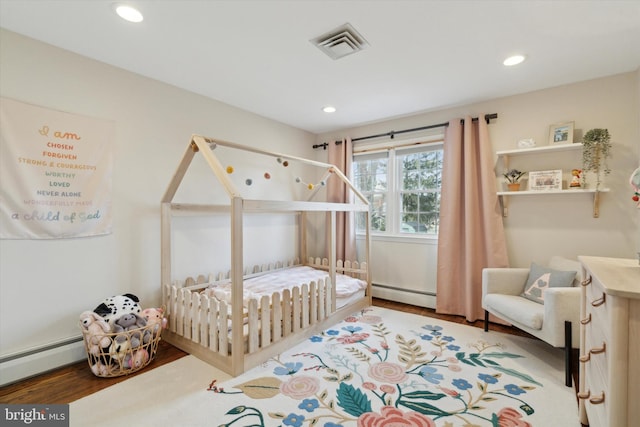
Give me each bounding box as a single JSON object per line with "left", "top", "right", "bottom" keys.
{"left": 436, "top": 116, "right": 509, "bottom": 322}
{"left": 327, "top": 138, "right": 356, "bottom": 262}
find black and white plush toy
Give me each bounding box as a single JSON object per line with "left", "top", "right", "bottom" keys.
{"left": 93, "top": 293, "right": 142, "bottom": 328}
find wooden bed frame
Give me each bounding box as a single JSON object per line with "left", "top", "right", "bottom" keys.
{"left": 160, "top": 135, "right": 371, "bottom": 376}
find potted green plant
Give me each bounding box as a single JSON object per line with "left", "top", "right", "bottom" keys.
{"left": 503, "top": 169, "right": 525, "bottom": 191}
{"left": 581, "top": 128, "right": 612, "bottom": 190}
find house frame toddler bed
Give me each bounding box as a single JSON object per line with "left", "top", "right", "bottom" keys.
{"left": 161, "top": 135, "right": 371, "bottom": 376}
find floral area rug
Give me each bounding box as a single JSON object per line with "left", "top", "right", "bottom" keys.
{"left": 208, "top": 307, "right": 578, "bottom": 427}
{"left": 70, "top": 306, "right": 578, "bottom": 427}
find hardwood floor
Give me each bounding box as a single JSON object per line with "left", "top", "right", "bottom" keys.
{"left": 0, "top": 298, "right": 547, "bottom": 404}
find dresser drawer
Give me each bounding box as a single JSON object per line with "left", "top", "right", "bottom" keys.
{"left": 578, "top": 256, "right": 640, "bottom": 427}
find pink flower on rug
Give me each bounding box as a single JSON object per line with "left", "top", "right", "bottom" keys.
{"left": 497, "top": 407, "right": 532, "bottom": 427}
{"left": 362, "top": 382, "right": 376, "bottom": 390}
{"left": 337, "top": 332, "right": 370, "bottom": 344}
{"left": 368, "top": 362, "right": 408, "bottom": 384}
{"left": 438, "top": 386, "right": 460, "bottom": 397}
{"left": 279, "top": 375, "right": 320, "bottom": 399}
{"left": 448, "top": 364, "right": 462, "bottom": 372}
{"left": 357, "top": 406, "right": 436, "bottom": 427}
{"left": 379, "top": 384, "right": 396, "bottom": 394}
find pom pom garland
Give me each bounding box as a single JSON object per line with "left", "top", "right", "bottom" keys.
{"left": 295, "top": 176, "right": 326, "bottom": 190}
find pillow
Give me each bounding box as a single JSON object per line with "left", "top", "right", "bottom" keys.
{"left": 521, "top": 263, "right": 577, "bottom": 304}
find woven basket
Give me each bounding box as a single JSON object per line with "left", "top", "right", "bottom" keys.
{"left": 80, "top": 321, "right": 162, "bottom": 378}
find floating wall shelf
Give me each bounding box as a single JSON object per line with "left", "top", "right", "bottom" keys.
{"left": 496, "top": 143, "right": 608, "bottom": 218}
{"left": 497, "top": 188, "right": 610, "bottom": 218}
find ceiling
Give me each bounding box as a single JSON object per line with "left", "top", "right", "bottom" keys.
{"left": 1, "top": 1, "right": 639, "bottom": 135}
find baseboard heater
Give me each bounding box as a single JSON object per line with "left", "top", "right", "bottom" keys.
{"left": 372, "top": 283, "right": 436, "bottom": 309}
{"left": 0, "top": 336, "right": 85, "bottom": 386}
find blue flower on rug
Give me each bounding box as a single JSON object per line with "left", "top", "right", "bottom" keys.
{"left": 212, "top": 308, "right": 558, "bottom": 427}
{"left": 298, "top": 398, "right": 319, "bottom": 412}
{"left": 452, "top": 378, "right": 473, "bottom": 390}
{"left": 505, "top": 384, "right": 527, "bottom": 395}
{"left": 283, "top": 412, "right": 305, "bottom": 426}
{"left": 419, "top": 366, "right": 444, "bottom": 384}
{"left": 274, "top": 362, "right": 303, "bottom": 375}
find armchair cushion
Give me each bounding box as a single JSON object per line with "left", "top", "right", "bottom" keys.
{"left": 521, "top": 262, "right": 577, "bottom": 304}
{"left": 484, "top": 294, "right": 544, "bottom": 329}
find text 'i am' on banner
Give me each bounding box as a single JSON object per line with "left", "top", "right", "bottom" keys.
{"left": 0, "top": 97, "right": 114, "bottom": 239}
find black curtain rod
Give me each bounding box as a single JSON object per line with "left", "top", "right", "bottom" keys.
{"left": 313, "top": 113, "right": 498, "bottom": 149}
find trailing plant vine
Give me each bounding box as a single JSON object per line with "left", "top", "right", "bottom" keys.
{"left": 581, "top": 128, "right": 612, "bottom": 190}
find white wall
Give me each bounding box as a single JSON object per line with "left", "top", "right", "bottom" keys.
{"left": 317, "top": 72, "right": 640, "bottom": 304}
{"left": 0, "top": 30, "right": 317, "bottom": 381}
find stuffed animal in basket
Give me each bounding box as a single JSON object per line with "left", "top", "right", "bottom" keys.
{"left": 141, "top": 307, "right": 167, "bottom": 335}
{"left": 91, "top": 361, "right": 115, "bottom": 377}
{"left": 113, "top": 313, "right": 150, "bottom": 348}
{"left": 124, "top": 348, "right": 149, "bottom": 370}
{"left": 93, "top": 293, "right": 143, "bottom": 328}
{"left": 79, "top": 311, "right": 112, "bottom": 356}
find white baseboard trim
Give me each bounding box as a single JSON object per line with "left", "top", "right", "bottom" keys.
{"left": 372, "top": 284, "right": 436, "bottom": 309}
{"left": 0, "top": 339, "right": 86, "bottom": 386}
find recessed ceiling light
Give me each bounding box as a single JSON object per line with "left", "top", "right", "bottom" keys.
{"left": 503, "top": 55, "right": 526, "bottom": 66}
{"left": 114, "top": 4, "right": 144, "bottom": 23}
{"left": 322, "top": 106, "right": 336, "bottom": 113}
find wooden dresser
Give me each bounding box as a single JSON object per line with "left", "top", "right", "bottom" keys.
{"left": 578, "top": 256, "right": 640, "bottom": 427}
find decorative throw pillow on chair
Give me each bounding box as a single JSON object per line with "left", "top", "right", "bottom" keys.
{"left": 521, "top": 263, "right": 577, "bottom": 304}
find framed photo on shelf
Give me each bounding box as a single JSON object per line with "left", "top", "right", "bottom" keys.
{"left": 548, "top": 121, "right": 574, "bottom": 145}
{"left": 528, "top": 169, "right": 563, "bottom": 191}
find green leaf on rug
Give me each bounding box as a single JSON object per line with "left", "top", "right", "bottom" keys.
{"left": 492, "top": 366, "right": 543, "bottom": 387}
{"left": 398, "top": 398, "right": 450, "bottom": 417}
{"left": 482, "top": 352, "right": 525, "bottom": 359}
{"left": 336, "top": 382, "right": 372, "bottom": 416}
{"left": 225, "top": 406, "right": 247, "bottom": 415}
{"left": 520, "top": 403, "right": 535, "bottom": 415}
{"left": 235, "top": 377, "right": 283, "bottom": 399}
{"left": 401, "top": 390, "right": 446, "bottom": 400}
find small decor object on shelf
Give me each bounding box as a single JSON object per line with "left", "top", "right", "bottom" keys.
{"left": 549, "top": 121, "right": 574, "bottom": 145}
{"left": 581, "top": 128, "right": 612, "bottom": 190}
{"left": 570, "top": 169, "right": 582, "bottom": 188}
{"left": 517, "top": 138, "right": 536, "bottom": 149}
{"left": 503, "top": 169, "right": 525, "bottom": 191}
{"left": 528, "top": 169, "right": 562, "bottom": 191}
{"left": 630, "top": 167, "right": 640, "bottom": 208}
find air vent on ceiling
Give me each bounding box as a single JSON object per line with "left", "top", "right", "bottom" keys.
{"left": 311, "top": 23, "right": 369, "bottom": 60}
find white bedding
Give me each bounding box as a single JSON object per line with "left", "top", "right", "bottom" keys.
{"left": 203, "top": 265, "right": 366, "bottom": 307}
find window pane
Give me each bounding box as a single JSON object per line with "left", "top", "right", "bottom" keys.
{"left": 370, "top": 193, "right": 386, "bottom": 232}
{"left": 418, "top": 192, "right": 439, "bottom": 211}
{"left": 353, "top": 154, "right": 388, "bottom": 233}
{"left": 355, "top": 144, "right": 441, "bottom": 236}
{"left": 402, "top": 193, "right": 418, "bottom": 212}
{"left": 398, "top": 146, "right": 442, "bottom": 235}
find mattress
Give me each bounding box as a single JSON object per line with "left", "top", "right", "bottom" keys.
{"left": 203, "top": 265, "right": 367, "bottom": 308}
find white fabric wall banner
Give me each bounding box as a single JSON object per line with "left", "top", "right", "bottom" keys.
{"left": 0, "top": 97, "right": 114, "bottom": 239}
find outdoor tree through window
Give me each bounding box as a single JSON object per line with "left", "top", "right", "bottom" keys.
{"left": 353, "top": 142, "right": 442, "bottom": 236}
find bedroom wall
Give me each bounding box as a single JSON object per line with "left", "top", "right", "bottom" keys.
{"left": 0, "top": 29, "right": 317, "bottom": 384}
{"left": 316, "top": 71, "right": 640, "bottom": 307}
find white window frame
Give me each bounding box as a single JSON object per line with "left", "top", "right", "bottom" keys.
{"left": 353, "top": 134, "right": 444, "bottom": 241}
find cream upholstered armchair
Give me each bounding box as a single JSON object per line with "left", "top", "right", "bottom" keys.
{"left": 482, "top": 256, "right": 582, "bottom": 387}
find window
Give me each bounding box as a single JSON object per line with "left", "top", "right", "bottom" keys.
{"left": 353, "top": 141, "right": 443, "bottom": 236}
